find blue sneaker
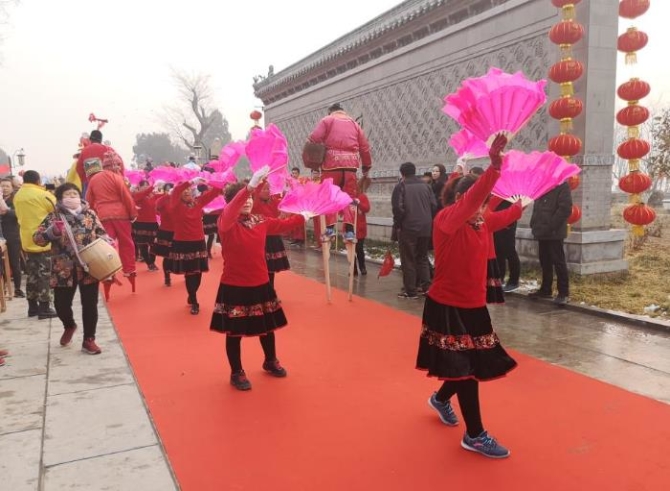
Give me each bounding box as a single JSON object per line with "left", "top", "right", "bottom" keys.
{"left": 461, "top": 430, "right": 510, "bottom": 459}
{"left": 428, "top": 392, "right": 459, "bottom": 426}
{"left": 343, "top": 231, "right": 356, "bottom": 242}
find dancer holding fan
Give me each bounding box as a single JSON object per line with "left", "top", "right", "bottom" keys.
{"left": 252, "top": 182, "right": 290, "bottom": 290}
{"left": 209, "top": 166, "right": 304, "bottom": 391}
{"left": 131, "top": 180, "right": 160, "bottom": 272}
{"left": 417, "top": 134, "right": 520, "bottom": 459}
{"left": 168, "top": 179, "right": 222, "bottom": 315}
{"left": 154, "top": 183, "right": 175, "bottom": 287}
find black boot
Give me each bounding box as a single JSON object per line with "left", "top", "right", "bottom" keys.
{"left": 28, "top": 300, "right": 39, "bottom": 317}
{"left": 38, "top": 302, "right": 58, "bottom": 320}
{"left": 164, "top": 272, "right": 171, "bottom": 287}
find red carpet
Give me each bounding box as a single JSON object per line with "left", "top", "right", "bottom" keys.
{"left": 106, "top": 256, "right": 670, "bottom": 491}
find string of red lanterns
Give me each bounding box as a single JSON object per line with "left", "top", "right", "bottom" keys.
{"left": 616, "top": 0, "right": 655, "bottom": 237}
{"left": 547, "top": 0, "right": 585, "bottom": 231}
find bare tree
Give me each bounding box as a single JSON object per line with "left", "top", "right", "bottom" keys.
{"left": 0, "top": 1, "right": 20, "bottom": 55}
{"left": 163, "top": 69, "right": 231, "bottom": 159}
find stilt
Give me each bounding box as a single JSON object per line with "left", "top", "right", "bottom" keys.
{"left": 319, "top": 215, "right": 332, "bottom": 303}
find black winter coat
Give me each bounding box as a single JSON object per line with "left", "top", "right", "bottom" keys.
{"left": 530, "top": 182, "right": 573, "bottom": 241}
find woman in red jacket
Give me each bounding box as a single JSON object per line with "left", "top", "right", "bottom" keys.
{"left": 416, "top": 135, "right": 521, "bottom": 459}
{"left": 132, "top": 180, "right": 160, "bottom": 272}
{"left": 210, "top": 168, "right": 304, "bottom": 391}
{"left": 353, "top": 184, "right": 371, "bottom": 276}
{"left": 252, "top": 182, "right": 289, "bottom": 289}
{"left": 154, "top": 183, "right": 174, "bottom": 286}
{"left": 168, "top": 180, "right": 222, "bottom": 314}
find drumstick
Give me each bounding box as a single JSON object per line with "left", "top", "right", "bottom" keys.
{"left": 319, "top": 215, "right": 332, "bottom": 303}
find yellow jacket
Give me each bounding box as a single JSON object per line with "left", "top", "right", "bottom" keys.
{"left": 13, "top": 183, "right": 56, "bottom": 252}
{"left": 66, "top": 160, "right": 82, "bottom": 191}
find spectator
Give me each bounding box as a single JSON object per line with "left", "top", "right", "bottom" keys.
{"left": 13, "top": 170, "right": 58, "bottom": 318}
{"left": 529, "top": 182, "right": 572, "bottom": 305}
{"left": 392, "top": 162, "right": 436, "bottom": 299}
{"left": 493, "top": 200, "right": 521, "bottom": 292}
{"left": 0, "top": 178, "right": 24, "bottom": 297}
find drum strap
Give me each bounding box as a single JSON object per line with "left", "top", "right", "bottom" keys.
{"left": 59, "top": 213, "right": 90, "bottom": 273}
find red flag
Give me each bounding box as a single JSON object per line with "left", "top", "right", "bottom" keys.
{"left": 378, "top": 249, "right": 395, "bottom": 278}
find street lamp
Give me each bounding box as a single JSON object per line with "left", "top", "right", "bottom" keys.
{"left": 8, "top": 148, "right": 26, "bottom": 175}
{"left": 192, "top": 144, "right": 203, "bottom": 165}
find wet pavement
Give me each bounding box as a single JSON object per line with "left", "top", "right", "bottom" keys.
{"left": 286, "top": 245, "right": 670, "bottom": 405}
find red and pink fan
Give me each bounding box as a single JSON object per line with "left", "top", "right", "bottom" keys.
{"left": 449, "top": 129, "right": 489, "bottom": 160}
{"left": 124, "top": 170, "right": 147, "bottom": 187}
{"left": 210, "top": 141, "right": 247, "bottom": 173}
{"left": 443, "top": 68, "right": 547, "bottom": 145}
{"left": 246, "top": 124, "right": 289, "bottom": 196}
{"left": 492, "top": 150, "right": 581, "bottom": 207}
{"left": 278, "top": 178, "right": 353, "bottom": 219}
{"left": 149, "top": 166, "right": 181, "bottom": 184}
{"left": 199, "top": 170, "right": 237, "bottom": 188}
{"left": 203, "top": 196, "right": 227, "bottom": 214}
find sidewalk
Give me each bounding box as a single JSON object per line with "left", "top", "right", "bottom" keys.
{"left": 2, "top": 245, "right": 669, "bottom": 490}
{"left": 0, "top": 293, "right": 177, "bottom": 491}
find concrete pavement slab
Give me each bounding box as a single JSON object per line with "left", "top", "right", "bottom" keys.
{"left": 0, "top": 374, "right": 45, "bottom": 435}
{"left": 0, "top": 341, "right": 48, "bottom": 381}
{"left": 0, "top": 429, "right": 42, "bottom": 491}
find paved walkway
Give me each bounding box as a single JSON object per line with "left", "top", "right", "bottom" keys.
{"left": 2, "top": 245, "right": 669, "bottom": 490}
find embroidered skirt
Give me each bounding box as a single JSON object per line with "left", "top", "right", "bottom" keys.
{"left": 486, "top": 258, "right": 505, "bottom": 304}
{"left": 210, "top": 282, "right": 287, "bottom": 337}
{"left": 168, "top": 239, "right": 208, "bottom": 274}
{"left": 265, "top": 235, "right": 290, "bottom": 273}
{"left": 203, "top": 213, "right": 219, "bottom": 235}
{"left": 153, "top": 229, "right": 174, "bottom": 257}
{"left": 132, "top": 222, "right": 158, "bottom": 245}
{"left": 416, "top": 296, "right": 517, "bottom": 381}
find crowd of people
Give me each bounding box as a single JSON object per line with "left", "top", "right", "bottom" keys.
{"left": 0, "top": 103, "right": 575, "bottom": 460}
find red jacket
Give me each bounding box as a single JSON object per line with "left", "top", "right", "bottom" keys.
{"left": 170, "top": 182, "right": 221, "bottom": 241}
{"left": 133, "top": 187, "right": 159, "bottom": 223}
{"left": 355, "top": 193, "right": 371, "bottom": 239}
{"left": 308, "top": 111, "right": 372, "bottom": 171}
{"left": 428, "top": 166, "right": 521, "bottom": 309}
{"left": 218, "top": 187, "right": 303, "bottom": 287}
{"left": 156, "top": 195, "right": 174, "bottom": 232}
{"left": 251, "top": 189, "right": 281, "bottom": 219}
{"left": 86, "top": 170, "right": 137, "bottom": 222}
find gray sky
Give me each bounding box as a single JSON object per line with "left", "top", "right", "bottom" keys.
{"left": 0, "top": 0, "right": 668, "bottom": 175}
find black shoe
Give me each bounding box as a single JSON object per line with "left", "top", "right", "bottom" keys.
{"left": 262, "top": 359, "right": 288, "bottom": 378}
{"left": 28, "top": 300, "right": 38, "bottom": 317}
{"left": 503, "top": 283, "right": 519, "bottom": 293}
{"left": 38, "top": 302, "right": 58, "bottom": 320}
{"left": 398, "top": 291, "right": 419, "bottom": 299}
{"left": 230, "top": 370, "right": 252, "bottom": 391}
{"left": 187, "top": 296, "right": 195, "bottom": 305}
{"left": 554, "top": 295, "right": 569, "bottom": 306}
{"left": 528, "top": 290, "right": 553, "bottom": 299}
{"left": 14, "top": 289, "right": 25, "bottom": 298}
{"left": 190, "top": 303, "right": 200, "bottom": 315}
{"left": 148, "top": 264, "right": 159, "bottom": 272}
{"left": 164, "top": 276, "right": 171, "bottom": 287}
{"left": 360, "top": 268, "right": 367, "bottom": 276}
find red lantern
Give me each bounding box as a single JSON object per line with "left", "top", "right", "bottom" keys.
{"left": 617, "top": 28, "right": 649, "bottom": 64}
{"left": 548, "top": 134, "right": 582, "bottom": 157}
{"left": 567, "top": 204, "right": 582, "bottom": 225}
{"left": 619, "top": 171, "right": 652, "bottom": 194}
{"left": 623, "top": 203, "right": 656, "bottom": 236}
{"left": 617, "top": 78, "right": 651, "bottom": 102}
{"left": 619, "top": 0, "right": 650, "bottom": 19}
{"left": 549, "top": 97, "right": 584, "bottom": 120}
{"left": 617, "top": 138, "right": 651, "bottom": 160}
{"left": 549, "top": 20, "right": 585, "bottom": 46}
{"left": 250, "top": 110, "right": 262, "bottom": 121}
{"left": 567, "top": 175, "right": 581, "bottom": 191}
{"left": 549, "top": 59, "right": 584, "bottom": 84}
{"left": 616, "top": 105, "right": 650, "bottom": 127}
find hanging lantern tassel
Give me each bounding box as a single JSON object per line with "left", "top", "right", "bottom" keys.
{"left": 627, "top": 158, "right": 641, "bottom": 172}
{"left": 562, "top": 4, "right": 576, "bottom": 20}
{"left": 628, "top": 125, "right": 640, "bottom": 138}
{"left": 628, "top": 192, "right": 642, "bottom": 205}
{"left": 631, "top": 225, "right": 645, "bottom": 237}
{"left": 560, "top": 117, "right": 573, "bottom": 133}
{"left": 560, "top": 82, "right": 574, "bottom": 96}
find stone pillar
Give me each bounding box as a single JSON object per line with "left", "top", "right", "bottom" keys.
{"left": 517, "top": 0, "right": 628, "bottom": 274}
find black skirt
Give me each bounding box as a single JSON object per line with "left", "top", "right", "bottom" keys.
{"left": 265, "top": 235, "right": 290, "bottom": 273}
{"left": 210, "top": 282, "right": 287, "bottom": 337}
{"left": 203, "top": 214, "right": 219, "bottom": 235}
{"left": 486, "top": 258, "right": 505, "bottom": 304}
{"left": 416, "top": 296, "right": 517, "bottom": 381}
{"left": 153, "top": 229, "right": 174, "bottom": 257}
{"left": 133, "top": 222, "right": 158, "bottom": 245}
{"left": 168, "top": 239, "right": 208, "bottom": 274}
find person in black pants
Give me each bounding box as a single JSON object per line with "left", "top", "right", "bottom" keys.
{"left": 529, "top": 181, "right": 573, "bottom": 305}
{"left": 493, "top": 200, "right": 520, "bottom": 292}
{"left": 0, "top": 178, "right": 25, "bottom": 297}
{"left": 33, "top": 183, "right": 112, "bottom": 354}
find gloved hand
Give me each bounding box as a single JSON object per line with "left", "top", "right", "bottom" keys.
{"left": 489, "top": 133, "right": 508, "bottom": 170}
{"left": 248, "top": 165, "right": 270, "bottom": 189}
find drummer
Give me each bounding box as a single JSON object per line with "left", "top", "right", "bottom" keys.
{"left": 33, "top": 183, "right": 113, "bottom": 355}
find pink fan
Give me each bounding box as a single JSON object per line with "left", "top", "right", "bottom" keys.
{"left": 203, "top": 196, "right": 227, "bottom": 214}
{"left": 199, "top": 170, "right": 237, "bottom": 188}
{"left": 212, "top": 141, "right": 246, "bottom": 173}
{"left": 124, "top": 170, "right": 146, "bottom": 187}
{"left": 443, "top": 68, "right": 547, "bottom": 145}
{"left": 449, "top": 129, "right": 489, "bottom": 159}
{"left": 149, "top": 167, "right": 181, "bottom": 184}
{"left": 278, "top": 178, "right": 353, "bottom": 219}
{"left": 176, "top": 168, "right": 201, "bottom": 182}
{"left": 492, "top": 150, "right": 581, "bottom": 206}
{"left": 246, "top": 124, "right": 289, "bottom": 195}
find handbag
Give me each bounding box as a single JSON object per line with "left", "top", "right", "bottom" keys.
{"left": 302, "top": 120, "right": 334, "bottom": 171}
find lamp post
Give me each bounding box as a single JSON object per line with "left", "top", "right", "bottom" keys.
{"left": 8, "top": 148, "right": 26, "bottom": 176}
{"left": 193, "top": 144, "right": 203, "bottom": 165}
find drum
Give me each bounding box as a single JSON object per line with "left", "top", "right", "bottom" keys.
{"left": 79, "top": 239, "right": 122, "bottom": 281}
